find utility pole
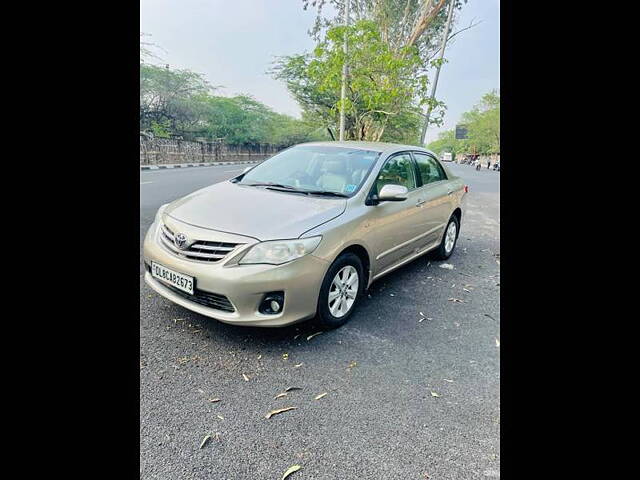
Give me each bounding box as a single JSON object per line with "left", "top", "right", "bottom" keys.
{"left": 420, "top": 0, "right": 456, "bottom": 146}
{"left": 338, "top": 0, "right": 350, "bottom": 141}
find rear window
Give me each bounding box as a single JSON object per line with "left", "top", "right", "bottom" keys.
{"left": 414, "top": 152, "right": 447, "bottom": 185}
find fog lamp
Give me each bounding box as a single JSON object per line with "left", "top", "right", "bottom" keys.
{"left": 259, "top": 292, "right": 284, "bottom": 315}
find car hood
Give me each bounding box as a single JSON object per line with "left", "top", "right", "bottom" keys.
{"left": 165, "top": 181, "right": 347, "bottom": 241}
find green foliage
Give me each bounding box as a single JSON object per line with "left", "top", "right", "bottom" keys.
{"left": 140, "top": 63, "right": 323, "bottom": 146}
{"left": 428, "top": 90, "right": 500, "bottom": 155}
{"left": 150, "top": 120, "right": 171, "bottom": 138}
{"left": 283, "top": 1, "right": 474, "bottom": 143}
{"left": 188, "top": 94, "right": 326, "bottom": 146}
{"left": 140, "top": 64, "right": 211, "bottom": 135}
{"left": 426, "top": 128, "right": 458, "bottom": 155}
{"left": 273, "top": 20, "right": 428, "bottom": 141}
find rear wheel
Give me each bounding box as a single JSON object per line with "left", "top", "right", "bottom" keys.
{"left": 316, "top": 252, "right": 364, "bottom": 329}
{"left": 433, "top": 215, "right": 459, "bottom": 260}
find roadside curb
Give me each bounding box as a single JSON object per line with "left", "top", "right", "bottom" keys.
{"left": 140, "top": 160, "right": 263, "bottom": 171}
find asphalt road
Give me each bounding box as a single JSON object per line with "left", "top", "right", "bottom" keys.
{"left": 140, "top": 161, "right": 500, "bottom": 479}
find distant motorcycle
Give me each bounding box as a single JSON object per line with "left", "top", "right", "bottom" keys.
{"left": 492, "top": 163, "right": 500, "bottom": 171}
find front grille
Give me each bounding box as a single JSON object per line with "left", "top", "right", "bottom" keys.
{"left": 164, "top": 284, "right": 235, "bottom": 313}
{"left": 159, "top": 223, "right": 240, "bottom": 262}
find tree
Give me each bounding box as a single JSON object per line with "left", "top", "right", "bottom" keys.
{"left": 277, "top": 1, "right": 470, "bottom": 141}
{"left": 140, "top": 62, "right": 325, "bottom": 146}
{"left": 303, "top": 0, "right": 467, "bottom": 57}
{"left": 426, "top": 128, "right": 458, "bottom": 155}
{"left": 427, "top": 89, "right": 500, "bottom": 155}
{"left": 273, "top": 20, "right": 429, "bottom": 141}
{"left": 139, "top": 35, "right": 333, "bottom": 147}
{"left": 139, "top": 64, "right": 211, "bottom": 135}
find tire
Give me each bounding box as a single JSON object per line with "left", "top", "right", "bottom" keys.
{"left": 315, "top": 252, "right": 364, "bottom": 329}
{"left": 433, "top": 215, "right": 460, "bottom": 260}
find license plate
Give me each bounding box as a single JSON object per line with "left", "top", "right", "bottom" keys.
{"left": 151, "top": 262, "right": 194, "bottom": 295}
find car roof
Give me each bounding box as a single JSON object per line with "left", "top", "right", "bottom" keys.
{"left": 297, "top": 141, "right": 438, "bottom": 158}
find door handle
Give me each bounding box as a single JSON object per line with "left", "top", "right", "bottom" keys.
{"left": 416, "top": 199, "right": 426, "bottom": 207}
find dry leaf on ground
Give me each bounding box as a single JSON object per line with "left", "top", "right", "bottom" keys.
{"left": 294, "top": 363, "right": 303, "bottom": 368}
{"left": 242, "top": 374, "right": 249, "bottom": 382}
{"left": 495, "top": 338, "right": 500, "bottom": 347}
{"left": 281, "top": 465, "right": 301, "bottom": 480}
{"left": 439, "top": 263, "right": 454, "bottom": 270}
{"left": 430, "top": 391, "right": 441, "bottom": 398}
{"left": 275, "top": 392, "right": 288, "bottom": 399}
{"left": 285, "top": 386, "right": 302, "bottom": 392}
{"left": 448, "top": 298, "right": 464, "bottom": 303}
{"left": 265, "top": 406, "right": 297, "bottom": 419}
{"left": 199, "top": 434, "right": 212, "bottom": 449}
{"left": 208, "top": 398, "right": 221, "bottom": 403}
{"left": 306, "top": 332, "right": 323, "bottom": 341}
{"left": 315, "top": 392, "right": 328, "bottom": 400}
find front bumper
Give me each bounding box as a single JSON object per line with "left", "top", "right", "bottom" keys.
{"left": 142, "top": 220, "right": 330, "bottom": 327}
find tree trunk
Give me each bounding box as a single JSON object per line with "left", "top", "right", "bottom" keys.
{"left": 405, "top": 0, "right": 447, "bottom": 47}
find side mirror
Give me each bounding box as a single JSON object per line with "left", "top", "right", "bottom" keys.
{"left": 377, "top": 184, "right": 409, "bottom": 202}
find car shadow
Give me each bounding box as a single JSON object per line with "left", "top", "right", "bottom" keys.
{"left": 160, "top": 249, "right": 448, "bottom": 352}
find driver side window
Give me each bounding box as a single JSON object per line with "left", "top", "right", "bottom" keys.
{"left": 375, "top": 154, "right": 416, "bottom": 193}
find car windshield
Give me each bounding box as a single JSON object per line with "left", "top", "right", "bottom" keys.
{"left": 237, "top": 145, "right": 381, "bottom": 197}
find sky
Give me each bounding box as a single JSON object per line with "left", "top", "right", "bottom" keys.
{"left": 140, "top": 0, "right": 499, "bottom": 144}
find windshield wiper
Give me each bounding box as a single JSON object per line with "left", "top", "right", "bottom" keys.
{"left": 243, "top": 183, "right": 348, "bottom": 197}
{"left": 244, "top": 182, "right": 298, "bottom": 189}
{"left": 244, "top": 182, "right": 311, "bottom": 195}
{"left": 303, "top": 190, "right": 349, "bottom": 198}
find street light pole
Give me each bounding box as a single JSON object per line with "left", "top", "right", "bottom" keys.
{"left": 420, "top": 0, "right": 456, "bottom": 146}
{"left": 338, "top": 0, "right": 350, "bottom": 141}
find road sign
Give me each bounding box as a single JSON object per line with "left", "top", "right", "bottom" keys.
{"left": 455, "top": 125, "right": 468, "bottom": 139}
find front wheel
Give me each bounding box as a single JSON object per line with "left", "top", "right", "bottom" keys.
{"left": 315, "top": 252, "right": 364, "bottom": 329}
{"left": 433, "top": 215, "right": 460, "bottom": 260}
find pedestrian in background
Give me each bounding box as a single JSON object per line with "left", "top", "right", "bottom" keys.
{"left": 487, "top": 159, "right": 491, "bottom": 170}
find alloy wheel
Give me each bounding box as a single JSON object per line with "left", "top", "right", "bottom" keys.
{"left": 445, "top": 221, "right": 457, "bottom": 253}
{"left": 328, "top": 265, "right": 359, "bottom": 318}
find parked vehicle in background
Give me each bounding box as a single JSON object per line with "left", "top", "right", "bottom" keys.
{"left": 493, "top": 162, "right": 500, "bottom": 171}
{"left": 441, "top": 152, "right": 452, "bottom": 162}
{"left": 143, "top": 141, "right": 468, "bottom": 329}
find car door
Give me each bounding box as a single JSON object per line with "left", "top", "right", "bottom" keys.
{"left": 364, "top": 152, "right": 426, "bottom": 274}
{"left": 411, "top": 152, "right": 455, "bottom": 247}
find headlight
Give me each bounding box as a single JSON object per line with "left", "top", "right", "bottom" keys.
{"left": 239, "top": 236, "right": 322, "bottom": 265}
{"left": 155, "top": 203, "right": 169, "bottom": 223}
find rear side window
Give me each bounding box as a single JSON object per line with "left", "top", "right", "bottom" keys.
{"left": 414, "top": 152, "right": 447, "bottom": 185}
{"left": 375, "top": 153, "right": 417, "bottom": 193}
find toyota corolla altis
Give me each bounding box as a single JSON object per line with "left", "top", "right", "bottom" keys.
{"left": 143, "top": 141, "right": 467, "bottom": 328}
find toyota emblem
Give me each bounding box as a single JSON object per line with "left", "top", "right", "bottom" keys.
{"left": 174, "top": 233, "right": 189, "bottom": 250}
